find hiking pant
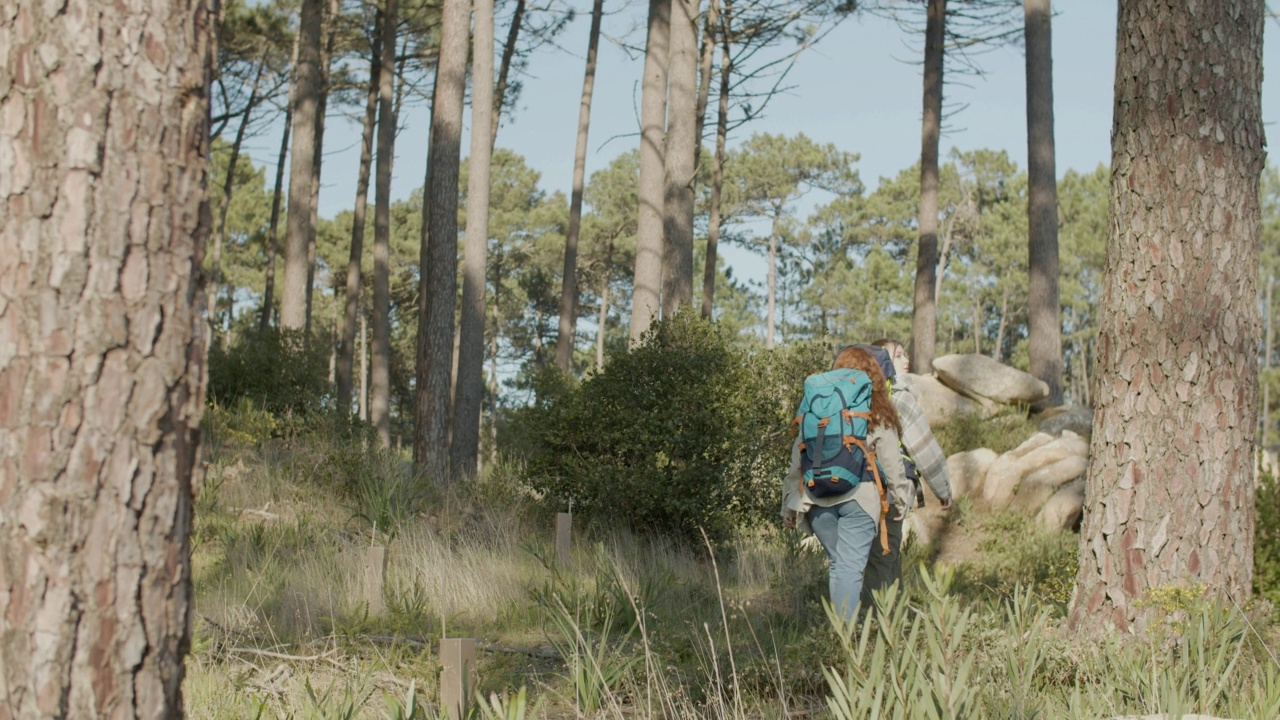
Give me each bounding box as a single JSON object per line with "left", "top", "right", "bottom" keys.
{"left": 860, "top": 512, "right": 903, "bottom": 614}
{"left": 808, "top": 501, "right": 877, "bottom": 622}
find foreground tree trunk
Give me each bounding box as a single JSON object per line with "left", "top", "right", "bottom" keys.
{"left": 372, "top": 0, "right": 400, "bottom": 447}
{"left": 1069, "top": 0, "right": 1263, "bottom": 633}
{"left": 629, "top": 0, "right": 671, "bottom": 346}
{"left": 261, "top": 34, "right": 301, "bottom": 332}
{"left": 415, "top": 0, "right": 472, "bottom": 479}
{"left": 338, "top": 22, "right": 384, "bottom": 413}
{"left": 661, "top": 0, "right": 699, "bottom": 316}
{"left": 554, "top": 0, "right": 605, "bottom": 372}
{"left": 1025, "top": 0, "right": 1063, "bottom": 406}
{"left": 910, "top": 0, "right": 945, "bottom": 372}
{"left": 0, "top": 0, "right": 210, "bottom": 714}
{"left": 453, "top": 0, "right": 497, "bottom": 476}
{"left": 281, "top": 0, "right": 326, "bottom": 330}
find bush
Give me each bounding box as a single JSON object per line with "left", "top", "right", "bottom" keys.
{"left": 207, "top": 327, "right": 329, "bottom": 416}
{"left": 517, "top": 312, "right": 827, "bottom": 546}
{"left": 1256, "top": 470, "right": 1280, "bottom": 607}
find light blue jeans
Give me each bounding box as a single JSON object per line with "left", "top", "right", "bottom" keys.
{"left": 807, "top": 501, "right": 877, "bottom": 621}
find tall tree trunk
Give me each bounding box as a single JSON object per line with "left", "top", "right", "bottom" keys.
{"left": 305, "top": 0, "right": 341, "bottom": 336}
{"left": 372, "top": 0, "right": 400, "bottom": 447}
{"left": 415, "top": 0, "right": 472, "bottom": 478}
{"left": 360, "top": 309, "right": 369, "bottom": 422}
{"left": 491, "top": 0, "right": 526, "bottom": 148}
{"left": 702, "top": 1, "right": 732, "bottom": 319}
{"left": 766, "top": 213, "right": 780, "bottom": 349}
{"left": 337, "top": 25, "right": 384, "bottom": 414}
{"left": 971, "top": 301, "right": 981, "bottom": 355}
{"left": 1025, "top": 0, "right": 1063, "bottom": 406}
{"left": 453, "top": 0, "right": 496, "bottom": 476}
{"left": 554, "top": 0, "right": 605, "bottom": 372}
{"left": 1069, "top": 0, "right": 1263, "bottom": 632}
{"left": 910, "top": 0, "right": 945, "bottom": 373}
{"left": 992, "top": 289, "right": 1008, "bottom": 362}
{"left": 281, "top": 0, "right": 326, "bottom": 330}
{"left": 629, "top": 0, "right": 672, "bottom": 346}
{"left": 693, "top": 0, "right": 720, "bottom": 151}
{"left": 596, "top": 250, "right": 612, "bottom": 370}
{"left": 0, "top": 0, "right": 210, "bottom": 713}
{"left": 209, "top": 59, "right": 265, "bottom": 332}
{"left": 661, "top": 0, "right": 699, "bottom": 316}
{"left": 261, "top": 33, "right": 300, "bottom": 332}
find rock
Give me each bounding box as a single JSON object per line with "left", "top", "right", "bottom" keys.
{"left": 906, "top": 373, "right": 991, "bottom": 428}
{"left": 933, "top": 353, "right": 1050, "bottom": 405}
{"left": 1038, "top": 405, "right": 1094, "bottom": 438}
{"left": 983, "top": 433, "right": 1090, "bottom": 509}
{"left": 1010, "top": 454, "right": 1089, "bottom": 513}
{"left": 946, "top": 448, "right": 998, "bottom": 498}
{"left": 1037, "top": 478, "right": 1085, "bottom": 531}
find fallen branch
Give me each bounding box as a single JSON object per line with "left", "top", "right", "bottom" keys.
{"left": 358, "top": 635, "right": 559, "bottom": 659}
{"left": 227, "top": 646, "right": 337, "bottom": 662}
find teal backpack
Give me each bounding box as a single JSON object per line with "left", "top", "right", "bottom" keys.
{"left": 792, "top": 368, "right": 881, "bottom": 499}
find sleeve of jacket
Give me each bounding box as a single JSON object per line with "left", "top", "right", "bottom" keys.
{"left": 870, "top": 426, "right": 912, "bottom": 517}
{"left": 895, "top": 387, "right": 954, "bottom": 503}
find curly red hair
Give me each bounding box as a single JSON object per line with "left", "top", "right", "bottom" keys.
{"left": 832, "top": 346, "right": 902, "bottom": 435}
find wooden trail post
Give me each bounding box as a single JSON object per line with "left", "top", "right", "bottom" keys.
{"left": 555, "top": 512, "right": 572, "bottom": 565}
{"left": 439, "top": 638, "right": 476, "bottom": 720}
{"left": 364, "top": 545, "right": 388, "bottom": 615}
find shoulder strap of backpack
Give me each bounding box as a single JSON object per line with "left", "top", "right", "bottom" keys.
{"left": 843, "top": 437, "right": 891, "bottom": 556}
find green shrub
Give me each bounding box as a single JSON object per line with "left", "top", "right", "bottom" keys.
{"left": 1256, "top": 470, "right": 1280, "bottom": 607}
{"left": 517, "top": 312, "right": 826, "bottom": 547}
{"left": 207, "top": 327, "right": 328, "bottom": 416}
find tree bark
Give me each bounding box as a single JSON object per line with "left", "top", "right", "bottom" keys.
{"left": 337, "top": 23, "right": 384, "bottom": 414}
{"left": 261, "top": 33, "right": 300, "bottom": 332}
{"left": 372, "top": 0, "right": 400, "bottom": 448}
{"left": 554, "top": 0, "right": 605, "bottom": 372}
{"left": 693, "top": 0, "right": 720, "bottom": 152}
{"left": 454, "top": 0, "right": 497, "bottom": 477}
{"left": 415, "top": 0, "right": 472, "bottom": 478}
{"left": 1069, "top": 0, "right": 1263, "bottom": 633}
{"left": 0, "top": 0, "right": 210, "bottom": 714}
{"left": 910, "top": 0, "right": 945, "bottom": 373}
{"left": 1265, "top": 277, "right": 1274, "bottom": 444}
{"left": 661, "top": 0, "right": 699, "bottom": 316}
{"left": 701, "top": 1, "right": 732, "bottom": 319}
{"left": 629, "top": 0, "right": 671, "bottom": 346}
{"left": 281, "top": 0, "right": 326, "bottom": 330}
{"left": 305, "top": 0, "right": 341, "bottom": 336}
{"left": 1025, "top": 0, "right": 1063, "bottom": 406}
{"left": 360, "top": 309, "right": 369, "bottom": 422}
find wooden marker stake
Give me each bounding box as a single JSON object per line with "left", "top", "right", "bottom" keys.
{"left": 365, "top": 545, "right": 388, "bottom": 616}
{"left": 439, "top": 638, "right": 476, "bottom": 720}
{"left": 555, "top": 512, "right": 572, "bottom": 565}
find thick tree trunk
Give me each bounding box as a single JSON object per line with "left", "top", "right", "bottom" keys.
{"left": 372, "top": 0, "right": 400, "bottom": 447}
{"left": 261, "top": 33, "right": 300, "bottom": 332}
{"left": 629, "top": 0, "right": 671, "bottom": 346}
{"left": 1069, "top": 0, "right": 1263, "bottom": 633}
{"left": 910, "top": 0, "right": 945, "bottom": 373}
{"left": 0, "top": 0, "right": 210, "bottom": 714}
{"left": 305, "top": 0, "right": 340, "bottom": 337}
{"left": 281, "top": 0, "right": 326, "bottom": 330}
{"left": 337, "top": 25, "right": 384, "bottom": 414}
{"left": 661, "top": 0, "right": 699, "bottom": 316}
{"left": 554, "top": 0, "right": 605, "bottom": 372}
{"left": 1265, "top": 277, "right": 1274, "bottom": 444}
{"left": 453, "top": 0, "right": 497, "bottom": 477}
{"left": 702, "top": 2, "right": 732, "bottom": 319}
{"left": 1025, "top": 0, "right": 1063, "bottom": 406}
{"left": 415, "top": 0, "right": 471, "bottom": 479}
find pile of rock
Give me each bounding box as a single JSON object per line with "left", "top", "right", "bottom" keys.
{"left": 906, "top": 353, "right": 1094, "bottom": 532}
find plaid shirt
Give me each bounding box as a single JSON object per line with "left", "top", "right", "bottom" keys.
{"left": 892, "top": 375, "right": 953, "bottom": 503}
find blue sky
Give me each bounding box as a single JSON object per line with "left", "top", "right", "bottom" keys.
{"left": 241, "top": 0, "right": 1280, "bottom": 281}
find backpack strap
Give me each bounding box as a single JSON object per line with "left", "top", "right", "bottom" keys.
{"left": 840, "top": 436, "right": 892, "bottom": 556}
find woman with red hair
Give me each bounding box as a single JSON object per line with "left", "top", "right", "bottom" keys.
{"left": 782, "top": 346, "right": 913, "bottom": 620}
